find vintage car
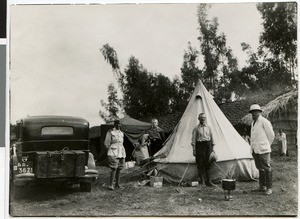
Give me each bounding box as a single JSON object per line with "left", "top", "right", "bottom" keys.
{"left": 10, "top": 115, "right": 98, "bottom": 192}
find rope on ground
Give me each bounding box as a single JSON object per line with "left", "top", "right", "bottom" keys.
{"left": 212, "top": 161, "right": 233, "bottom": 179}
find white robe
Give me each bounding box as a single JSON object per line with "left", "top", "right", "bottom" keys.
{"left": 276, "top": 132, "right": 287, "bottom": 155}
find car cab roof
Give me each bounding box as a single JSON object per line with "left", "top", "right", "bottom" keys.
{"left": 21, "top": 115, "right": 89, "bottom": 127}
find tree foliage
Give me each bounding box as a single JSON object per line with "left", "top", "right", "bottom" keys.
{"left": 99, "top": 2, "right": 298, "bottom": 120}
{"left": 122, "top": 56, "right": 175, "bottom": 117}
{"left": 100, "top": 44, "right": 125, "bottom": 91}
{"left": 197, "top": 4, "right": 239, "bottom": 103}
{"left": 257, "top": 3, "right": 297, "bottom": 60}
{"left": 99, "top": 83, "right": 123, "bottom": 122}
{"left": 100, "top": 44, "right": 176, "bottom": 119}
{"left": 179, "top": 42, "right": 203, "bottom": 106}
{"left": 257, "top": 2, "right": 297, "bottom": 85}
{"left": 237, "top": 2, "right": 297, "bottom": 95}
{"left": 197, "top": 4, "right": 220, "bottom": 93}
{"left": 234, "top": 43, "right": 263, "bottom": 95}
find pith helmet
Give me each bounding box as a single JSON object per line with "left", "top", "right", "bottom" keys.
{"left": 249, "top": 104, "right": 262, "bottom": 113}
{"left": 209, "top": 151, "right": 218, "bottom": 163}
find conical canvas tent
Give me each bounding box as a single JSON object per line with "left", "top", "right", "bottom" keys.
{"left": 154, "top": 81, "right": 258, "bottom": 183}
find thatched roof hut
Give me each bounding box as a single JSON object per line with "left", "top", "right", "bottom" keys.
{"left": 241, "top": 89, "right": 298, "bottom": 146}
{"left": 218, "top": 92, "right": 280, "bottom": 135}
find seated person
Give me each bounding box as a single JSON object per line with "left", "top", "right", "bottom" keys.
{"left": 133, "top": 134, "right": 150, "bottom": 165}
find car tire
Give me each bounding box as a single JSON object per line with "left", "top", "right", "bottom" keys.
{"left": 80, "top": 182, "right": 92, "bottom": 192}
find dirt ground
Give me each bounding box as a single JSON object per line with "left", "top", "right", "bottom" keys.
{"left": 9, "top": 149, "right": 298, "bottom": 217}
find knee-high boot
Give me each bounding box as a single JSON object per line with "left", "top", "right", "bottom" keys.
{"left": 108, "top": 169, "right": 116, "bottom": 190}
{"left": 115, "top": 169, "right": 124, "bottom": 189}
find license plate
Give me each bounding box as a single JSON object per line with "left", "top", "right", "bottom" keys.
{"left": 14, "top": 162, "right": 33, "bottom": 174}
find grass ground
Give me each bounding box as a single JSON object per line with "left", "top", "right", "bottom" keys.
{"left": 10, "top": 148, "right": 298, "bottom": 217}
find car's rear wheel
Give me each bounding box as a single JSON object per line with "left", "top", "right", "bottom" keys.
{"left": 80, "top": 182, "right": 92, "bottom": 192}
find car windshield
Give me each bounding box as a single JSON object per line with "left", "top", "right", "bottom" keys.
{"left": 41, "top": 127, "right": 73, "bottom": 135}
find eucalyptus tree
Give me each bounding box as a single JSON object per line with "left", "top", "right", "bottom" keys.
{"left": 100, "top": 44, "right": 177, "bottom": 118}
{"left": 179, "top": 42, "right": 203, "bottom": 104}
{"left": 197, "top": 4, "right": 239, "bottom": 103}
{"left": 238, "top": 2, "right": 297, "bottom": 93}
{"left": 100, "top": 43, "right": 125, "bottom": 91}
{"left": 257, "top": 2, "right": 297, "bottom": 87}
{"left": 99, "top": 83, "right": 123, "bottom": 122}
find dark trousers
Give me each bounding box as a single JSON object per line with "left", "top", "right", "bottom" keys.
{"left": 195, "top": 141, "right": 213, "bottom": 183}
{"left": 149, "top": 139, "right": 163, "bottom": 156}
{"left": 252, "top": 152, "right": 272, "bottom": 188}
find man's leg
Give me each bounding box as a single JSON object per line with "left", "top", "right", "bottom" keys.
{"left": 107, "top": 156, "right": 118, "bottom": 190}
{"left": 115, "top": 158, "right": 125, "bottom": 189}
{"left": 196, "top": 156, "right": 204, "bottom": 184}
{"left": 260, "top": 153, "right": 272, "bottom": 195}
{"left": 108, "top": 168, "right": 116, "bottom": 190}
{"left": 115, "top": 169, "right": 124, "bottom": 189}
{"left": 195, "top": 144, "right": 205, "bottom": 186}
{"left": 258, "top": 170, "right": 266, "bottom": 189}
{"left": 251, "top": 152, "right": 266, "bottom": 192}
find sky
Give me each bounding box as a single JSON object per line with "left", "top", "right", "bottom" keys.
{"left": 10, "top": 2, "right": 263, "bottom": 127}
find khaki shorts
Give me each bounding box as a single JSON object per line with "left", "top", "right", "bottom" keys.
{"left": 107, "top": 156, "right": 125, "bottom": 170}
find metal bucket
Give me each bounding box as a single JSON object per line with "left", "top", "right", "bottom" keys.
{"left": 221, "top": 179, "right": 236, "bottom": 191}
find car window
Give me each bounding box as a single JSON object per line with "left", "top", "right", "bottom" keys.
{"left": 41, "top": 127, "right": 74, "bottom": 135}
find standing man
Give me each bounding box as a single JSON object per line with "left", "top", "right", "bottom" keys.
{"left": 191, "top": 113, "right": 215, "bottom": 187}
{"left": 104, "top": 120, "right": 126, "bottom": 191}
{"left": 249, "top": 104, "right": 275, "bottom": 195}
{"left": 146, "top": 118, "right": 165, "bottom": 157}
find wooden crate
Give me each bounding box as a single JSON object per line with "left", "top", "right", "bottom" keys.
{"left": 150, "top": 176, "right": 163, "bottom": 187}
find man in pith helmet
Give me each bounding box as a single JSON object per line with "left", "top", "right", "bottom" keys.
{"left": 249, "top": 104, "right": 275, "bottom": 195}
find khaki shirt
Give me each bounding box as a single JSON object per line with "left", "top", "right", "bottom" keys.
{"left": 104, "top": 128, "right": 126, "bottom": 158}
{"left": 191, "top": 124, "right": 215, "bottom": 147}
{"left": 146, "top": 127, "right": 165, "bottom": 141}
